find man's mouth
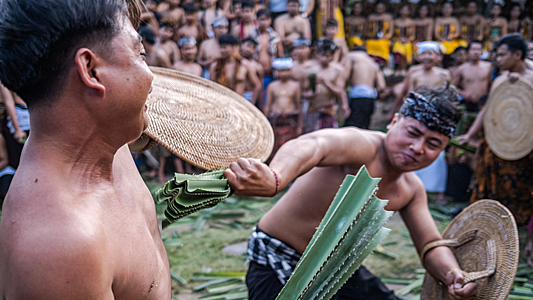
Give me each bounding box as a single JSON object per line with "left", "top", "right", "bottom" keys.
{"left": 403, "top": 153, "right": 417, "bottom": 163}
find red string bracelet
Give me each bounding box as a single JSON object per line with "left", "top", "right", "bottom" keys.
{"left": 270, "top": 168, "right": 279, "bottom": 196}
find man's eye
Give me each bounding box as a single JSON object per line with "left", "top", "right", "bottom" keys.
{"left": 407, "top": 131, "right": 416, "bottom": 136}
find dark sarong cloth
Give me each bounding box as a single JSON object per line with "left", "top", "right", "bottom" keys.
{"left": 303, "top": 104, "right": 338, "bottom": 133}
{"left": 268, "top": 112, "right": 299, "bottom": 160}
{"left": 471, "top": 140, "right": 533, "bottom": 225}
{"left": 245, "top": 227, "right": 400, "bottom": 300}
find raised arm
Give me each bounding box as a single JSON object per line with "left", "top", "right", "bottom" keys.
{"left": 224, "top": 127, "right": 377, "bottom": 197}
{"left": 303, "top": 18, "right": 312, "bottom": 40}
{"left": 400, "top": 179, "right": 477, "bottom": 298}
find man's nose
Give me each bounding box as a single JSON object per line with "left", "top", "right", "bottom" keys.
{"left": 410, "top": 139, "right": 424, "bottom": 154}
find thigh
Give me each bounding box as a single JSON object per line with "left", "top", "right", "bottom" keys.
{"left": 333, "top": 266, "right": 400, "bottom": 300}
{"left": 246, "top": 261, "right": 284, "bottom": 300}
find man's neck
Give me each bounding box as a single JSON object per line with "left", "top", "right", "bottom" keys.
{"left": 469, "top": 58, "right": 479, "bottom": 65}
{"left": 259, "top": 26, "right": 268, "bottom": 33}
{"left": 298, "top": 57, "right": 307, "bottom": 63}
{"left": 244, "top": 18, "right": 253, "bottom": 25}
{"left": 279, "top": 78, "right": 289, "bottom": 83}
{"left": 325, "top": 35, "right": 335, "bottom": 40}
{"left": 423, "top": 65, "right": 434, "bottom": 72}
{"left": 509, "top": 61, "right": 526, "bottom": 74}
{"left": 289, "top": 13, "right": 297, "bottom": 18}
{"left": 187, "top": 20, "right": 196, "bottom": 26}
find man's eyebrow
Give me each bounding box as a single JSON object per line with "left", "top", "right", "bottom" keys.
{"left": 407, "top": 125, "right": 422, "bottom": 134}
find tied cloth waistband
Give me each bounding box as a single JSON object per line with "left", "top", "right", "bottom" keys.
{"left": 307, "top": 104, "right": 336, "bottom": 115}
{"left": 246, "top": 226, "right": 301, "bottom": 284}
{"left": 349, "top": 85, "right": 377, "bottom": 99}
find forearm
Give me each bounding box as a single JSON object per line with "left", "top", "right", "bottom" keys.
{"left": 323, "top": 80, "right": 343, "bottom": 97}
{"left": 466, "top": 105, "right": 485, "bottom": 137}
{"left": 424, "top": 246, "right": 460, "bottom": 285}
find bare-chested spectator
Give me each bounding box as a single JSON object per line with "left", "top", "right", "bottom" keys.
{"left": 303, "top": 39, "right": 347, "bottom": 133}
{"left": 390, "top": 42, "right": 451, "bottom": 116}
{"left": 210, "top": 34, "right": 262, "bottom": 103}
{"left": 392, "top": 4, "right": 415, "bottom": 74}
{"left": 365, "top": 1, "right": 394, "bottom": 66}
{"left": 435, "top": 2, "right": 466, "bottom": 55}
{"left": 321, "top": 18, "right": 349, "bottom": 64}
{"left": 156, "top": 21, "right": 181, "bottom": 64}
{"left": 451, "top": 40, "right": 492, "bottom": 112}
{"left": 178, "top": 3, "right": 209, "bottom": 45}
{"left": 343, "top": 48, "right": 386, "bottom": 129}
{"left": 161, "top": 0, "right": 185, "bottom": 32}
{"left": 198, "top": 0, "right": 225, "bottom": 38}
{"left": 448, "top": 45, "right": 467, "bottom": 78}
{"left": 0, "top": 0, "right": 174, "bottom": 298}
{"left": 264, "top": 58, "right": 302, "bottom": 159}
{"left": 508, "top": 4, "right": 524, "bottom": 35}
{"left": 460, "top": 1, "right": 485, "bottom": 43}
{"left": 174, "top": 37, "right": 203, "bottom": 76}
{"left": 274, "top": 0, "right": 311, "bottom": 51}
{"left": 240, "top": 37, "right": 265, "bottom": 104}
{"left": 225, "top": 0, "right": 243, "bottom": 27}
{"left": 140, "top": 26, "right": 173, "bottom": 68}
{"left": 141, "top": 0, "right": 161, "bottom": 36}
{"left": 485, "top": 4, "right": 508, "bottom": 48}
{"left": 198, "top": 17, "right": 228, "bottom": 78}
{"left": 231, "top": 1, "right": 257, "bottom": 42}
{"left": 413, "top": 3, "right": 434, "bottom": 50}
{"left": 250, "top": 9, "right": 283, "bottom": 94}
{"left": 291, "top": 38, "right": 315, "bottom": 85}
{"left": 345, "top": 1, "right": 366, "bottom": 50}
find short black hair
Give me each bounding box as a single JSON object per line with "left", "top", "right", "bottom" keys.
{"left": 453, "top": 46, "right": 466, "bottom": 54}
{"left": 183, "top": 2, "right": 198, "bottom": 12}
{"left": 401, "top": 84, "right": 461, "bottom": 125}
{"left": 496, "top": 33, "right": 528, "bottom": 60}
{"left": 257, "top": 8, "right": 271, "bottom": 18}
{"left": 241, "top": 37, "right": 258, "bottom": 46}
{"left": 219, "top": 34, "right": 239, "bottom": 46}
{"left": 287, "top": 0, "right": 300, "bottom": 5}
{"left": 241, "top": 0, "right": 255, "bottom": 10}
{"left": 232, "top": 0, "right": 242, "bottom": 5}
{"left": 0, "top": 0, "right": 141, "bottom": 108}
{"left": 325, "top": 18, "right": 338, "bottom": 28}
{"left": 139, "top": 26, "right": 156, "bottom": 45}
{"left": 159, "top": 21, "right": 175, "bottom": 29}
{"left": 466, "top": 40, "right": 483, "bottom": 51}
{"left": 316, "top": 39, "right": 337, "bottom": 54}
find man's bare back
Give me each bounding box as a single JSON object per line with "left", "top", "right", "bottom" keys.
{"left": 344, "top": 51, "right": 382, "bottom": 88}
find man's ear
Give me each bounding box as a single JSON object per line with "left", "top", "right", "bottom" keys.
{"left": 386, "top": 113, "right": 399, "bottom": 130}
{"left": 74, "top": 48, "right": 105, "bottom": 96}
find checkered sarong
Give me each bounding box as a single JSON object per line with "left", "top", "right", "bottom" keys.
{"left": 246, "top": 226, "right": 301, "bottom": 284}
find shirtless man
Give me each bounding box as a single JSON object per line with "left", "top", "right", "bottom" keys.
{"left": 210, "top": 34, "right": 262, "bottom": 103}
{"left": 140, "top": 26, "right": 173, "bottom": 68}
{"left": 178, "top": 3, "right": 208, "bottom": 46}
{"left": 291, "top": 38, "right": 315, "bottom": 85}
{"left": 0, "top": 0, "right": 172, "bottom": 299}
{"left": 264, "top": 58, "right": 302, "bottom": 159}
{"left": 161, "top": 0, "right": 185, "bottom": 33}
{"left": 459, "top": 34, "right": 533, "bottom": 256}
{"left": 198, "top": 0, "right": 225, "bottom": 38}
{"left": 343, "top": 48, "right": 386, "bottom": 129}
{"left": 157, "top": 21, "right": 181, "bottom": 65}
{"left": 225, "top": 88, "right": 477, "bottom": 300}
{"left": 273, "top": 0, "right": 312, "bottom": 50}
{"left": 448, "top": 46, "right": 467, "bottom": 78}
{"left": 451, "top": 40, "right": 492, "bottom": 112}
{"left": 174, "top": 37, "right": 203, "bottom": 77}
{"left": 321, "top": 18, "right": 349, "bottom": 64}
{"left": 231, "top": 1, "right": 256, "bottom": 42}
{"left": 250, "top": 9, "right": 283, "bottom": 83}
{"left": 241, "top": 37, "right": 265, "bottom": 104}
{"left": 460, "top": 1, "right": 485, "bottom": 43}
{"left": 389, "top": 42, "right": 451, "bottom": 117}
{"left": 303, "top": 39, "right": 348, "bottom": 132}
{"left": 197, "top": 17, "right": 228, "bottom": 78}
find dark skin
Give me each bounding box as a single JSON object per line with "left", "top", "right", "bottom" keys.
{"left": 225, "top": 116, "right": 477, "bottom": 299}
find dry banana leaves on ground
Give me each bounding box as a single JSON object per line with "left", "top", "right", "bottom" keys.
{"left": 276, "top": 166, "right": 393, "bottom": 300}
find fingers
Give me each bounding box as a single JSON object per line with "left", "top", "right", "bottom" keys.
{"left": 449, "top": 282, "right": 477, "bottom": 300}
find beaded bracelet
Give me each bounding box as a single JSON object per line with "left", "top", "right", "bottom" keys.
{"left": 270, "top": 168, "right": 279, "bottom": 196}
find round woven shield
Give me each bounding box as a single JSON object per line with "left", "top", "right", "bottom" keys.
{"left": 144, "top": 67, "right": 274, "bottom": 170}
{"left": 420, "top": 200, "right": 519, "bottom": 300}
{"left": 483, "top": 78, "right": 533, "bottom": 161}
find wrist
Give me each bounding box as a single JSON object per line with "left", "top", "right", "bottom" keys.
{"left": 270, "top": 168, "right": 280, "bottom": 196}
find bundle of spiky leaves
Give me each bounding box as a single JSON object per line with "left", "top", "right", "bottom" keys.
{"left": 276, "top": 166, "right": 393, "bottom": 300}
{"left": 154, "top": 170, "right": 232, "bottom": 227}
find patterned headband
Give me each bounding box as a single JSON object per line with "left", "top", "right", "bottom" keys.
{"left": 399, "top": 92, "right": 457, "bottom": 138}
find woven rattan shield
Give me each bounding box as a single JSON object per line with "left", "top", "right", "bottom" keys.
{"left": 484, "top": 77, "right": 533, "bottom": 161}
{"left": 420, "top": 200, "right": 519, "bottom": 300}
{"left": 144, "top": 67, "right": 274, "bottom": 170}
